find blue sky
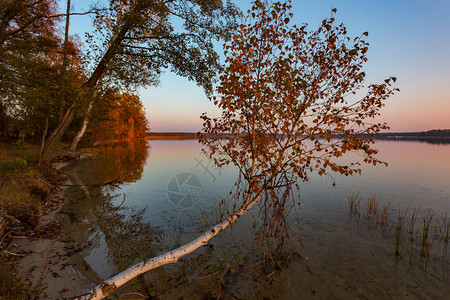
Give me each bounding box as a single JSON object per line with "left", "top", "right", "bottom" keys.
{"left": 69, "top": 0, "right": 450, "bottom": 132}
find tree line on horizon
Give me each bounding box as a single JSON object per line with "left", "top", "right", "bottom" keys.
{"left": 147, "top": 129, "right": 450, "bottom": 138}
{"left": 376, "top": 129, "right": 450, "bottom": 137}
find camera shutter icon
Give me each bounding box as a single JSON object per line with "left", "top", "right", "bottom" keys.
{"left": 167, "top": 173, "right": 202, "bottom": 208}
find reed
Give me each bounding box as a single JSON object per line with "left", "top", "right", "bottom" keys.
{"left": 395, "top": 207, "right": 408, "bottom": 257}
{"left": 434, "top": 213, "right": 450, "bottom": 243}
{"left": 168, "top": 220, "right": 182, "bottom": 249}
{"left": 348, "top": 193, "right": 392, "bottom": 235}
{"left": 420, "top": 210, "right": 434, "bottom": 258}
{"left": 408, "top": 206, "right": 420, "bottom": 242}
{"left": 213, "top": 200, "right": 227, "bottom": 224}
{"left": 195, "top": 205, "right": 209, "bottom": 230}
{"left": 346, "top": 194, "right": 449, "bottom": 276}
{"left": 347, "top": 192, "right": 362, "bottom": 219}
{"left": 379, "top": 200, "right": 392, "bottom": 228}
{"left": 216, "top": 244, "right": 245, "bottom": 268}
{"left": 365, "top": 194, "right": 379, "bottom": 224}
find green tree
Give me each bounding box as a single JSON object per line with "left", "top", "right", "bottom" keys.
{"left": 0, "top": 0, "right": 87, "bottom": 142}
{"left": 42, "top": 0, "right": 240, "bottom": 160}
{"left": 0, "top": 0, "right": 58, "bottom": 50}
{"left": 0, "top": 0, "right": 60, "bottom": 127}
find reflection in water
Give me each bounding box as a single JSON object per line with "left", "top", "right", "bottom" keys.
{"left": 76, "top": 139, "right": 150, "bottom": 184}
{"left": 59, "top": 140, "right": 161, "bottom": 279}
{"left": 58, "top": 140, "right": 450, "bottom": 299}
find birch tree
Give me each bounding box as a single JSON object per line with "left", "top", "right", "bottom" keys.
{"left": 74, "top": 1, "right": 397, "bottom": 299}
{"left": 201, "top": 0, "right": 398, "bottom": 242}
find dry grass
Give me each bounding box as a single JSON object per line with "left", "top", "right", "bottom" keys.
{"left": 1, "top": 140, "right": 66, "bottom": 227}
{"left": 1, "top": 141, "right": 44, "bottom": 228}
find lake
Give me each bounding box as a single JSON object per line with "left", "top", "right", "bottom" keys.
{"left": 59, "top": 139, "right": 450, "bottom": 299}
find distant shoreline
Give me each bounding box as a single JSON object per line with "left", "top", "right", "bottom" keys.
{"left": 145, "top": 132, "right": 234, "bottom": 140}
{"left": 145, "top": 129, "right": 450, "bottom": 140}
{"left": 375, "top": 135, "right": 450, "bottom": 139}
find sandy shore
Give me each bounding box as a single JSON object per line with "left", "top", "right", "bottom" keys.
{"left": 8, "top": 155, "right": 95, "bottom": 299}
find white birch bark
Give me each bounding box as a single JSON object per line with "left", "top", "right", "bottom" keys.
{"left": 70, "top": 100, "right": 94, "bottom": 152}
{"left": 74, "top": 191, "right": 263, "bottom": 300}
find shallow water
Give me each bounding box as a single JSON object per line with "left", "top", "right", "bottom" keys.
{"left": 59, "top": 139, "right": 450, "bottom": 299}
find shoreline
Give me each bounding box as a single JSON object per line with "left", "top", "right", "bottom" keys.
{"left": 6, "top": 153, "right": 94, "bottom": 299}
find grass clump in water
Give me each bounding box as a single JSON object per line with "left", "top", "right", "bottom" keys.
{"left": 347, "top": 192, "right": 449, "bottom": 275}
{"left": 434, "top": 213, "right": 450, "bottom": 243}
{"left": 420, "top": 210, "right": 434, "bottom": 258}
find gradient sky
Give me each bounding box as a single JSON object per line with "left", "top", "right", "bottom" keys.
{"left": 70, "top": 0, "right": 449, "bottom": 132}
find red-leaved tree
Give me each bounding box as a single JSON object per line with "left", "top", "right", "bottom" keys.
{"left": 201, "top": 0, "right": 398, "bottom": 243}
{"left": 75, "top": 1, "right": 397, "bottom": 299}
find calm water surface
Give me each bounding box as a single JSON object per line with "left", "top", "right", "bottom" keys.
{"left": 59, "top": 139, "right": 450, "bottom": 299}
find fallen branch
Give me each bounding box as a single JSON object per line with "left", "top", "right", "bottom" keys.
{"left": 1, "top": 250, "right": 26, "bottom": 257}
{"left": 0, "top": 231, "right": 12, "bottom": 248}
{"left": 8, "top": 235, "right": 28, "bottom": 239}
{"left": 74, "top": 191, "right": 263, "bottom": 300}
{"left": 3, "top": 214, "right": 22, "bottom": 225}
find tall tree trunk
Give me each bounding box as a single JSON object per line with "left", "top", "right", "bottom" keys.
{"left": 74, "top": 191, "right": 263, "bottom": 300}
{"left": 41, "top": 102, "right": 77, "bottom": 161}
{"left": 58, "top": 0, "right": 71, "bottom": 122}
{"left": 38, "top": 117, "right": 49, "bottom": 165}
{"left": 69, "top": 99, "right": 93, "bottom": 152}
{"left": 41, "top": 21, "right": 132, "bottom": 161}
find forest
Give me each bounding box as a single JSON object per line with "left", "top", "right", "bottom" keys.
{"left": 0, "top": 0, "right": 155, "bottom": 154}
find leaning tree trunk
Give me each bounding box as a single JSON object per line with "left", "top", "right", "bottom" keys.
{"left": 41, "top": 21, "right": 132, "bottom": 161}
{"left": 38, "top": 117, "right": 48, "bottom": 164}
{"left": 74, "top": 191, "right": 264, "bottom": 300}
{"left": 41, "top": 103, "right": 77, "bottom": 161}
{"left": 70, "top": 100, "right": 93, "bottom": 152}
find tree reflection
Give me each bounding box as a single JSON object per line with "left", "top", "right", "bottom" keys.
{"left": 59, "top": 140, "right": 161, "bottom": 277}
{"left": 72, "top": 139, "right": 150, "bottom": 185}
{"left": 84, "top": 189, "right": 161, "bottom": 271}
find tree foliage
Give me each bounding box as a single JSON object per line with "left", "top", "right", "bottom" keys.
{"left": 0, "top": 0, "right": 85, "bottom": 138}
{"left": 201, "top": 0, "right": 398, "bottom": 242}
{"left": 40, "top": 0, "right": 240, "bottom": 160}
{"left": 86, "top": 92, "right": 150, "bottom": 144}
{"left": 0, "top": 0, "right": 59, "bottom": 110}
{"left": 0, "top": 0, "right": 59, "bottom": 50}
{"left": 0, "top": 0, "right": 241, "bottom": 161}
{"left": 85, "top": 0, "right": 240, "bottom": 93}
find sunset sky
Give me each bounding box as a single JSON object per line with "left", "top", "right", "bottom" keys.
{"left": 71, "top": 0, "right": 449, "bottom": 132}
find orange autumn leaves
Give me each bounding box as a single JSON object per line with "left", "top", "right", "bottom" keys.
{"left": 200, "top": 0, "right": 397, "bottom": 240}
